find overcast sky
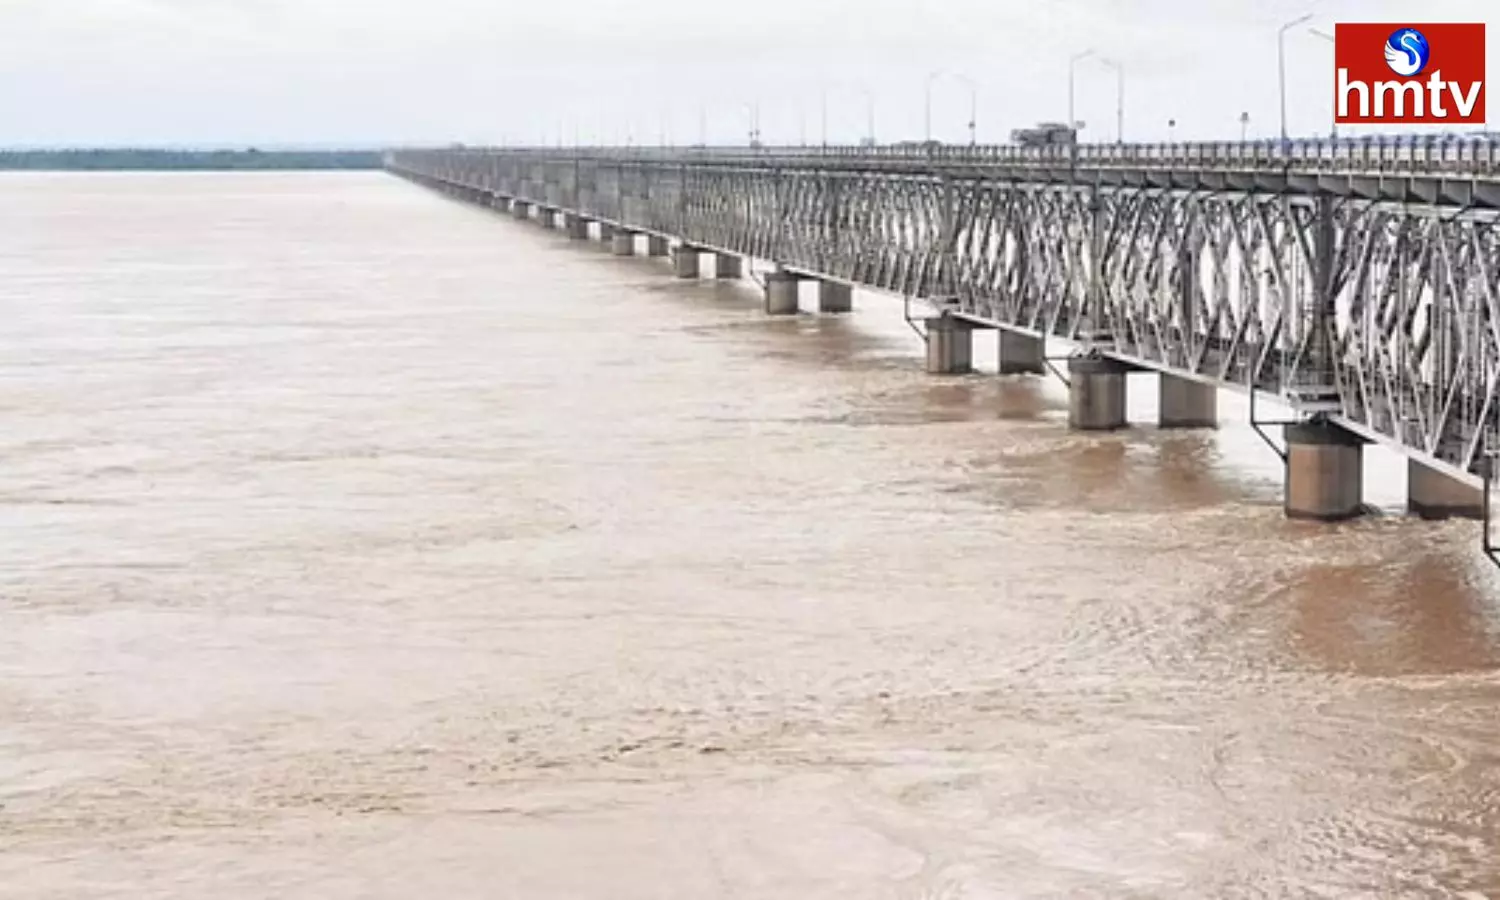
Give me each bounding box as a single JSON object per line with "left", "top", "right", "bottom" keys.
{"left": 1, "top": 0, "right": 1495, "bottom": 147}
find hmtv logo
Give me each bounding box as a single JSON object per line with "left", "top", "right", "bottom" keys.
{"left": 1335, "top": 23, "right": 1486, "bottom": 124}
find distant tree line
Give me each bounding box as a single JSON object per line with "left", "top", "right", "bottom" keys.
{"left": 0, "top": 148, "right": 384, "bottom": 171}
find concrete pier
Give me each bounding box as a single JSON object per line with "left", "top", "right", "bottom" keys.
{"left": 610, "top": 232, "right": 635, "bottom": 257}
{"left": 597, "top": 222, "right": 615, "bottom": 242}
{"left": 715, "top": 254, "right": 743, "bottom": 279}
{"left": 672, "top": 246, "right": 701, "bottom": 279}
{"left": 1158, "top": 374, "right": 1218, "bottom": 428}
{"left": 764, "top": 272, "right": 801, "bottom": 315}
{"left": 565, "top": 214, "right": 589, "bottom": 241}
{"left": 1067, "top": 356, "right": 1129, "bottom": 430}
{"left": 511, "top": 201, "right": 530, "bottom": 220}
{"left": 997, "top": 329, "right": 1046, "bottom": 375}
{"left": 539, "top": 208, "right": 558, "bottom": 229}
{"left": 817, "top": 282, "right": 853, "bottom": 314}
{"left": 1408, "top": 460, "right": 1485, "bottom": 520}
{"left": 925, "top": 315, "right": 974, "bottom": 374}
{"left": 646, "top": 235, "right": 670, "bottom": 257}
{"left": 1284, "top": 421, "right": 1364, "bottom": 521}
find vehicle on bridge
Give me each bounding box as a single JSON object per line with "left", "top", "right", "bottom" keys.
{"left": 1011, "top": 122, "right": 1077, "bottom": 147}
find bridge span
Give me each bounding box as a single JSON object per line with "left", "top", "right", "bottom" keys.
{"left": 385, "top": 139, "right": 1500, "bottom": 534}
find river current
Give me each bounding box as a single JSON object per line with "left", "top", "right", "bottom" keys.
{"left": 2, "top": 173, "right": 1499, "bottom": 898}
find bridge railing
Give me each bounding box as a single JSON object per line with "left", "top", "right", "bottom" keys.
{"left": 442, "top": 134, "right": 1500, "bottom": 176}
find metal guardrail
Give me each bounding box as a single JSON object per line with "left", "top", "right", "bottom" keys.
{"left": 420, "top": 135, "right": 1500, "bottom": 177}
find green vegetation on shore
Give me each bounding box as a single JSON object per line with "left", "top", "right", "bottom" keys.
{"left": 0, "top": 148, "right": 384, "bottom": 171}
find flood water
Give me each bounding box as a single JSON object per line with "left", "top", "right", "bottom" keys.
{"left": 3, "top": 172, "right": 1500, "bottom": 899}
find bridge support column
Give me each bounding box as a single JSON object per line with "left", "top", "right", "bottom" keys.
{"left": 646, "top": 236, "right": 670, "bottom": 257}
{"left": 997, "top": 330, "right": 1045, "bottom": 375}
{"left": 539, "top": 208, "right": 557, "bottom": 229}
{"left": 673, "top": 246, "right": 701, "bottom": 278}
{"left": 610, "top": 232, "right": 635, "bottom": 257}
{"left": 565, "top": 214, "right": 589, "bottom": 241}
{"left": 715, "top": 254, "right": 743, "bottom": 279}
{"left": 1408, "top": 460, "right": 1485, "bottom": 520}
{"left": 597, "top": 222, "right": 615, "bottom": 242}
{"left": 764, "top": 272, "right": 801, "bottom": 315}
{"left": 1158, "top": 374, "right": 1217, "bottom": 428}
{"left": 925, "top": 316, "right": 973, "bottom": 374}
{"left": 1284, "top": 422, "right": 1364, "bottom": 521}
{"left": 511, "top": 201, "right": 530, "bottom": 220}
{"left": 818, "top": 282, "right": 853, "bottom": 314}
{"left": 1067, "top": 356, "right": 1128, "bottom": 431}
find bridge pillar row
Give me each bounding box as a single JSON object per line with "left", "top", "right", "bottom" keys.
{"left": 646, "top": 235, "right": 670, "bottom": 257}
{"left": 610, "top": 231, "right": 636, "bottom": 257}
{"left": 1408, "top": 460, "right": 1485, "bottom": 520}
{"left": 672, "top": 245, "right": 701, "bottom": 279}
{"left": 1067, "top": 356, "right": 1129, "bottom": 431}
{"left": 818, "top": 282, "right": 853, "bottom": 314}
{"left": 925, "top": 315, "right": 974, "bottom": 375}
{"left": 1158, "top": 374, "right": 1218, "bottom": 429}
{"left": 1284, "top": 422, "right": 1364, "bottom": 521}
{"left": 565, "top": 214, "right": 590, "bottom": 241}
{"left": 715, "top": 254, "right": 743, "bottom": 279}
{"left": 765, "top": 272, "right": 801, "bottom": 315}
{"left": 997, "top": 329, "right": 1046, "bottom": 376}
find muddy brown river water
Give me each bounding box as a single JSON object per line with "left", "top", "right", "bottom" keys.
{"left": 2, "top": 172, "right": 1499, "bottom": 898}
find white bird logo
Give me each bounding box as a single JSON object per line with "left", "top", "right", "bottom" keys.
{"left": 1384, "top": 28, "right": 1430, "bottom": 77}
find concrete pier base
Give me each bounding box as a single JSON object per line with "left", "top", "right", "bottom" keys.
{"left": 511, "top": 201, "right": 530, "bottom": 220}
{"left": 1408, "top": 460, "right": 1485, "bottom": 520}
{"left": 1067, "top": 356, "right": 1128, "bottom": 431}
{"left": 715, "top": 254, "right": 743, "bottom": 279}
{"left": 925, "top": 316, "right": 974, "bottom": 374}
{"left": 1284, "top": 422, "right": 1364, "bottom": 521}
{"left": 597, "top": 222, "right": 615, "bottom": 242}
{"left": 610, "top": 232, "right": 635, "bottom": 257}
{"left": 818, "top": 282, "right": 853, "bottom": 314}
{"left": 997, "top": 330, "right": 1046, "bottom": 375}
{"left": 565, "top": 215, "right": 589, "bottom": 241}
{"left": 672, "top": 246, "right": 700, "bottom": 279}
{"left": 1158, "top": 374, "right": 1218, "bottom": 428}
{"left": 765, "top": 272, "right": 801, "bottom": 315}
{"left": 646, "top": 236, "right": 670, "bottom": 257}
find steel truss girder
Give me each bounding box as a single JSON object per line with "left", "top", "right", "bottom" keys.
{"left": 389, "top": 149, "right": 1500, "bottom": 480}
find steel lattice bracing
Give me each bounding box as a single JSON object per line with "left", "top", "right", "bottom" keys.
{"left": 385, "top": 143, "right": 1500, "bottom": 485}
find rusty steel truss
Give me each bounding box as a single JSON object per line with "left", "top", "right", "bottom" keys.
{"left": 386, "top": 143, "right": 1500, "bottom": 486}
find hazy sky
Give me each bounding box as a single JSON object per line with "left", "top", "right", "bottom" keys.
{"left": 2, "top": 0, "right": 1495, "bottom": 146}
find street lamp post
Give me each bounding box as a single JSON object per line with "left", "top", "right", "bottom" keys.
{"left": 1309, "top": 27, "right": 1340, "bottom": 140}
{"left": 955, "top": 74, "right": 979, "bottom": 146}
{"left": 1278, "top": 12, "right": 1315, "bottom": 144}
{"left": 1240, "top": 111, "right": 1250, "bottom": 142}
{"left": 746, "top": 102, "right": 761, "bottom": 147}
{"left": 859, "top": 87, "right": 876, "bottom": 146}
{"left": 1100, "top": 57, "right": 1124, "bottom": 143}
{"left": 925, "top": 69, "right": 944, "bottom": 143}
{"left": 1068, "top": 49, "right": 1096, "bottom": 136}
{"left": 821, "top": 88, "right": 828, "bottom": 148}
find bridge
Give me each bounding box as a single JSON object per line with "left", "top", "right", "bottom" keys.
{"left": 385, "top": 138, "right": 1500, "bottom": 535}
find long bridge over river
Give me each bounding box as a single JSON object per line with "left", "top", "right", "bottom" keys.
{"left": 386, "top": 138, "right": 1500, "bottom": 533}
